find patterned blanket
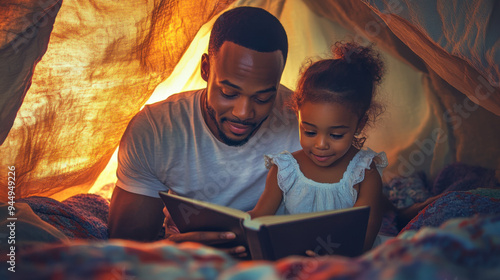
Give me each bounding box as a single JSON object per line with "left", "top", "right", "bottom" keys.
{"left": 3, "top": 162, "right": 499, "bottom": 279}
{"left": 17, "top": 194, "right": 109, "bottom": 240}
{"left": 4, "top": 213, "right": 499, "bottom": 279}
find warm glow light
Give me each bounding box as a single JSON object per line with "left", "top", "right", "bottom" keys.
{"left": 4, "top": 1, "right": 496, "bottom": 201}
{"left": 88, "top": 0, "right": 428, "bottom": 199}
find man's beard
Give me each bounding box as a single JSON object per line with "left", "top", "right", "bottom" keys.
{"left": 205, "top": 102, "right": 267, "bottom": 147}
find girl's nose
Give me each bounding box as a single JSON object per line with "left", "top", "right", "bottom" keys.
{"left": 315, "top": 135, "right": 329, "bottom": 149}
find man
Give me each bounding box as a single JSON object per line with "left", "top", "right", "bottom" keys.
{"left": 108, "top": 6, "right": 300, "bottom": 257}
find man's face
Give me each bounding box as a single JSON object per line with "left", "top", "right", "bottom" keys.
{"left": 201, "top": 41, "right": 284, "bottom": 146}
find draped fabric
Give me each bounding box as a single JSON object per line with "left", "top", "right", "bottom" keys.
{"left": 0, "top": 0, "right": 498, "bottom": 201}
{"left": 0, "top": 0, "right": 234, "bottom": 201}
{"left": 303, "top": 0, "right": 500, "bottom": 181}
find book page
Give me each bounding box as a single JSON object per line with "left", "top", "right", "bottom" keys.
{"left": 163, "top": 193, "right": 251, "bottom": 220}
{"left": 242, "top": 207, "right": 368, "bottom": 230}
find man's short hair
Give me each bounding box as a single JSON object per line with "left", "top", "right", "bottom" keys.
{"left": 208, "top": 6, "right": 288, "bottom": 64}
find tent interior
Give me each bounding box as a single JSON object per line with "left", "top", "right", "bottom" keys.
{"left": 1, "top": 0, "right": 499, "bottom": 278}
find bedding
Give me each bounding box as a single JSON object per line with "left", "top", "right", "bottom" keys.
{"left": 4, "top": 211, "right": 499, "bottom": 279}
{"left": 3, "top": 163, "right": 499, "bottom": 279}
{"left": 16, "top": 194, "right": 109, "bottom": 240}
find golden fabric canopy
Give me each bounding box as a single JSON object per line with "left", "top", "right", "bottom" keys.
{"left": 1, "top": 0, "right": 499, "bottom": 201}
{"left": 0, "top": 0, "right": 234, "bottom": 200}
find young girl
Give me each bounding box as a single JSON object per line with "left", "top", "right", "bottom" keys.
{"left": 249, "top": 41, "right": 388, "bottom": 251}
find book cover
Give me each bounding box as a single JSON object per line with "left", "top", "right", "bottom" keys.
{"left": 242, "top": 207, "right": 369, "bottom": 259}
{"left": 159, "top": 191, "right": 369, "bottom": 260}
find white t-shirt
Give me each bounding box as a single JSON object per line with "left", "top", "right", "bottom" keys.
{"left": 117, "top": 88, "right": 301, "bottom": 211}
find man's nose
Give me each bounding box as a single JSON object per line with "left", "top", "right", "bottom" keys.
{"left": 232, "top": 97, "right": 254, "bottom": 121}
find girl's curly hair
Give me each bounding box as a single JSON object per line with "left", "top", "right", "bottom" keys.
{"left": 289, "top": 41, "right": 385, "bottom": 148}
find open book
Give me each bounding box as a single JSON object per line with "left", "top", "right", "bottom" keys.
{"left": 159, "top": 192, "right": 369, "bottom": 260}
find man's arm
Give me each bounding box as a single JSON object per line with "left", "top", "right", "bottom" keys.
{"left": 108, "top": 186, "right": 165, "bottom": 241}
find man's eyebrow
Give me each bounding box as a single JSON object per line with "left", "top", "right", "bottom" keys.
{"left": 220, "top": 80, "right": 241, "bottom": 90}
{"left": 220, "top": 80, "right": 276, "bottom": 94}
{"left": 302, "top": 121, "right": 349, "bottom": 129}
{"left": 256, "top": 86, "right": 277, "bottom": 94}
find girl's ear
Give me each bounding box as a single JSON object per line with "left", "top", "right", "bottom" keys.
{"left": 201, "top": 53, "right": 210, "bottom": 82}
{"left": 356, "top": 115, "right": 368, "bottom": 134}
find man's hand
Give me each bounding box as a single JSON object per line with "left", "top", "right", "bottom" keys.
{"left": 163, "top": 207, "right": 248, "bottom": 258}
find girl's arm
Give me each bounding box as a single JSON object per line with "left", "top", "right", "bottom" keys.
{"left": 248, "top": 165, "right": 283, "bottom": 218}
{"left": 353, "top": 163, "right": 384, "bottom": 252}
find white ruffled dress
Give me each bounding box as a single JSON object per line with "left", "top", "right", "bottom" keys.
{"left": 264, "top": 148, "right": 388, "bottom": 214}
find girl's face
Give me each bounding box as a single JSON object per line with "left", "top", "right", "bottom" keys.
{"left": 298, "top": 101, "right": 360, "bottom": 167}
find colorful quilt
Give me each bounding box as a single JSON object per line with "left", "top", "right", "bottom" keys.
{"left": 3, "top": 214, "right": 499, "bottom": 279}
{"left": 3, "top": 163, "right": 500, "bottom": 279}
{"left": 17, "top": 194, "right": 109, "bottom": 240}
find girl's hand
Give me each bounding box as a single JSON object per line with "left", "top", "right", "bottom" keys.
{"left": 353, "top": 164, "right": 384, "bottom": 251}
{"left": 249, "top": 165, "right": 283, "bottom": 218}
{"left": 305, "top": 250, "right": 318, "bottom": 257}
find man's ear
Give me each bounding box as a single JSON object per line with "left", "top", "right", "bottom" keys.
{"left": 201, "top": 53, "right": 210, "bottom": 82}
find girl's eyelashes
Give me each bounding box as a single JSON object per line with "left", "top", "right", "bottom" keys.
{"left": 303, "top": 130, "right": 344, "bottom": 139}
